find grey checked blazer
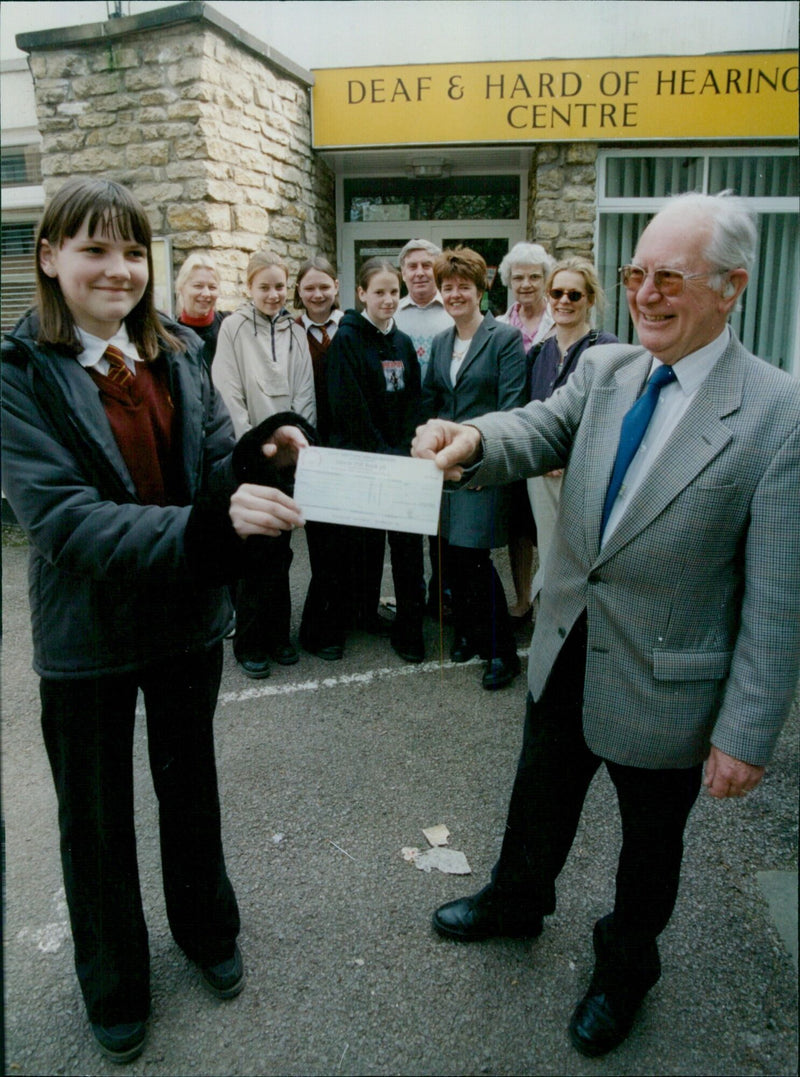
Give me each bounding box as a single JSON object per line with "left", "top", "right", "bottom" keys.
{"left": 470, "top": 334, "right": 800, "bottom": 769}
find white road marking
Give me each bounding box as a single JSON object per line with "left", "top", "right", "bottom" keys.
{"left": 217, "top": 648, "right": 528, "bottom": 706}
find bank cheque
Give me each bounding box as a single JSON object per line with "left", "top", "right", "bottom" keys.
{"left": 293, "top": 446, "right": 444, "bottom": 535}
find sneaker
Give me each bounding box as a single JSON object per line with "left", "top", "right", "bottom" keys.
{"left": 201, "top": 944, "right": 245, "bottom": 999}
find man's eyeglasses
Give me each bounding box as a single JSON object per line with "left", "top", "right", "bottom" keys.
{"left": 619, "top": 265, "right": 717, "bottom": 297}
{"left": 549, "top": 288, "right": 585, "bottom": 302}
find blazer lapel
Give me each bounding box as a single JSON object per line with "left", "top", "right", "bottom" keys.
{"left": 457, "top": 314, "right": 493, "bottom": 381}
{"left": 584, "top": 351, "right": 651, "bottom": 561}
{"left": 595, "top": 340, "right": 746, "bottom": 563}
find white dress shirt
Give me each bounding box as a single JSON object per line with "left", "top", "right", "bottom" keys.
{"left": 76, "top": 325, "right": 140, "bottom": 377}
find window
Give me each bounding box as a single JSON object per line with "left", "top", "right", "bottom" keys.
{"left": 1, "top": 222, "right": 37, "bottom": 333}
{"left": 1, "top": 144, "right": 43, "bottom": 188}
{"left": 597, "top": 148, "right": 799, "bottom": 374}
{"left": 344, "top": 175, "right": 520, "bottom": 222}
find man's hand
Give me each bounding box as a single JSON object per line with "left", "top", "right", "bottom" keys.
{"left": 230, "top": 484, "right": 305, "bottom": 538}
{"left": 411, "top": 419, "right": 482, "bottom": 481}
{"left": 260, "top": 424, "right": 309, "bottom": 470}
{"left": 703, "top": 745, "right": 765, "bottom": 799}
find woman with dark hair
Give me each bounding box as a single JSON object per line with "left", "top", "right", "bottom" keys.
{"left": 424, "top": 248, "right": 527, "bottom": 691}
{"left": 325, "top": 257, "right": 426, "bottom": 663}
{"left": 1, "top": 177, "right": 309, "bottom": 1063}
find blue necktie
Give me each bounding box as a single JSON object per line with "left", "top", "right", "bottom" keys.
{"left": 600, "top": 364, "right": 677, "bottom": 538}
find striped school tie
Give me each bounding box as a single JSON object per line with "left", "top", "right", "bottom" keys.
{"left": 103, "top": 344, "right": 134, "bottom": 389}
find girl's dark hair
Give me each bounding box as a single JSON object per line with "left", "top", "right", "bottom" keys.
{"left": 357, "top": 257, "right": 400, "bottom": 293}
{"left": 434, "top": 246, "right": 487, "bottom": 293}
{"left": 35, "top": 177, "right": 182, "bottom": 359}
{"left": 293, "top": 255, "right": 340, "bottom": 312}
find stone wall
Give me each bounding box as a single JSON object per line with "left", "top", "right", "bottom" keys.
{"left": 527, "top": 143, "right": 598, "bottom": 261}
{"left": 22, "top": 7, "right": 336, "bottom": 313}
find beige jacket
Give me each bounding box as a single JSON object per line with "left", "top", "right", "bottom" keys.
{"left": 212, "top": 304, "right": 316, "bottom": 438}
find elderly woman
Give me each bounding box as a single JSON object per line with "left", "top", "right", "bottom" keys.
{"left": 175, "top": 253, "right": 228, "bottom": 367}
{"left": 423, "top": 247, "right": 527, "bottom": 691}
{"left": 527, "top": 257, "right": 618, "bottom": 602}
{"left": 496, "top": 241, "right": 556, "bottom": 621}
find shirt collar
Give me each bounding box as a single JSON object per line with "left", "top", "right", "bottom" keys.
{"left": 398, "top": 291, "right": 445, "bottom": 311}
{"left": 301, "top": 310, "right": 342, "bottom": 331}
{"left": 76, "top": 324, "right": 140, "bottom": 369}
{"left": 361, "top": 311, "right": 394, "bottom": 335}
{"left": 651, "top": 326, "right": 730, "bottom": 396}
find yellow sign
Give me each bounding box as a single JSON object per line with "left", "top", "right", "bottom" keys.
{"left": 312, "top": 53, "right": 798, "bottom": 147}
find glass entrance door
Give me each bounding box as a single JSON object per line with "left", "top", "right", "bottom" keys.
{"left": 340, "top": 221, "right": 524, "bottom": 311}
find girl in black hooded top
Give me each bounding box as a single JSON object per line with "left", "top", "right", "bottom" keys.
{"left": 325, "top": 257, "right": 426, "bottom": 663}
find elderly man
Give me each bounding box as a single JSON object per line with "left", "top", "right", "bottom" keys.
{"left": 395, "top": 238, "right": 453, "bottom": 385}
{"left": 412, "top": 192, "right": 800, "bottom": 1057}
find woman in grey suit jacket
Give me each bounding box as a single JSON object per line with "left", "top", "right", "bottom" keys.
{"left": 422, "top": 247, "right": 528, "bottom": 690}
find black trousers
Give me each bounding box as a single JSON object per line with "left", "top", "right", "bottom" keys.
{"left": 446, "top": 541, "right": 517, "bottom": 660}
{"left": 40, "top": 644, "right": 240, "bottom": 1026}
{"left": 493, "top": 616, "right": 702, "bottom": 981}
{"left": 330, "top": 524, "right": 425, "bottom": 631}
{"left": 234, "top": 529, "right": 293, "bottom": 661}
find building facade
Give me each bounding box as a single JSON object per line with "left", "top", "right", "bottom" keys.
{"left": 1, "top": 1, "right": 798, "bottom": 373}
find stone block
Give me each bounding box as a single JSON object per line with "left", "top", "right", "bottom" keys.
{"left": 131, "top": 141, "right": 170, "bottom": 167}
{"left": 125, "top": 67, "right": 165, "bottom": 92}
{"left": 72, "top": 72, "right": 124, "bottom": 97}
{"left": 167, "top": 100, "right": 208, "bottom": 122}
{"left": 564, "top": 220, "right": 595, "bottom": 239}
{"left": 268, "top": 216, "right": 302, "bottom": 241}
{"left": 45, "top": 53, "right": 90, "bottom": 79}
{"left": 139, "top": 107, "right": 168, "bottom": 124}
{"left": 173, "top": 136, "right": 211, "bottom": 160}
{"left": 234, "top": 204, "right": 270, "bottom": 232}
{"left": 537, "top": 167, "right": 565, "bottom": 191}
{"left": 532, "top": 221, "right": 560, "bottom": 241}
{"left": 167, "top": 203, "right": 232, "bottom": 231}
{"left": 37, "top": 83, "right": 70, "bottom": 105}
{"left": 93, "top": 93, "right": 141, "bottom": 113}
{"left": 57, "top": 100, "right": 89, "bottom": 117}
{"left": 562, "top": 184, "right": 595, "bottom": 203}
{"left": 70, "top": 146, "right": 126, "bottom": 171}
{"left": 77, "top": 112, "right": 117, "bottom": 129}
{"left": 566, "top": 142, "right": 598, "bottom": 164}
{"left": 170, "top": 58, "right": 206, "bottom": 87}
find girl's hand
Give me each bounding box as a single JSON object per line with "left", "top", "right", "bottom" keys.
{"left": 230, "top": 484, "right": 305, "bottom": 538}
{"left": 260, "top": 425, "right": 309, "bottom": 470}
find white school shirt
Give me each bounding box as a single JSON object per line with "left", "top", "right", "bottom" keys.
{"left": 75, "top": 324, "right": 140, "bottom": 376}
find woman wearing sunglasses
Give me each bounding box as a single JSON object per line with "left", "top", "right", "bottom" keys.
{"left": 527, "top": 258, "right": 618, "bottom": 604}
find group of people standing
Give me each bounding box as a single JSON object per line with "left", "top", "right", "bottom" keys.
{"left": 181, "top": 233, "right": 615, "bottom": 692}
{"left": 3, "top": 175, "right": 797, "bottom": 1067}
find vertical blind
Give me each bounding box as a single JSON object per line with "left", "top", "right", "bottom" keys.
{"left": 598, "top": 152, "right": 799, "bottom": 372}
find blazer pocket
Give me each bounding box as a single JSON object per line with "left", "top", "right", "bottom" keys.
{"left": 652, "top": 649, "right": 734, "bottom": 681}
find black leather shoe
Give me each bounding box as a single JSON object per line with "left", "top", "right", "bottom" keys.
{"left": 391, "top": 631, "right": 425, "bottom": 663}
{"left": 272, "top": 643, "right": 299, "bottom": 666}
{"left": 481, "top": 654, "right": 521, "bottom": 690}
{"left": 201, "top": 944, "right": 245, "bottom": 999}
{"left": 238, "top": 657, "right": 270, "bottom": 679}
{"left": 310, "top": 642, "right": 344, "bottom": 661}
{"left": 432, "top": 885, "right": 542, "bottom": 941}
{"left": 569, "top": 988, "right": 643, "bottom": 1057}
{"left": 91, "top": 1020, "right": 146, "bottom": 1063}
{"left": 450, "top": 637, "right": 478, "bottom": 663}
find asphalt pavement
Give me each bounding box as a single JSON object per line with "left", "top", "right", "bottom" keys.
{"left": 2, "top": 525, "right": 797, "bottom": 1077}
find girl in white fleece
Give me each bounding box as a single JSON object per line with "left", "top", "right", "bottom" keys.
{"left": 213, "top": 251, "right": 315, "bottom": 678}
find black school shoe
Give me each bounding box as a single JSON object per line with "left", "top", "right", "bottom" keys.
{"left": 91, "top": 1020, "right": 146, "bottom": 1063}
{"left": 201, "top": 944, "right": 245, "bottom": 999}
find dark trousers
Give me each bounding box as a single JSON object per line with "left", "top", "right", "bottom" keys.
{"left": 493, "top": 616, "right": 702, "bottom": 984}
{"left": 446, "top": 541, "right": 517, "bottom": 660}
{"left": 234, "top": 529, "right": 292, "bottom": 661}
{"left": 301, "top": 520, "right": 347, "bottom": 648}
{"left": 335, "top": 524, "right": 425, "bottom": 631}
{"left": 40, "top": 644, "right": 240, "bottom": 1026}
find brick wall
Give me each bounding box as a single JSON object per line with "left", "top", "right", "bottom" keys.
{"left": 23, "top": 8, "right": 336, "bottom": 313}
